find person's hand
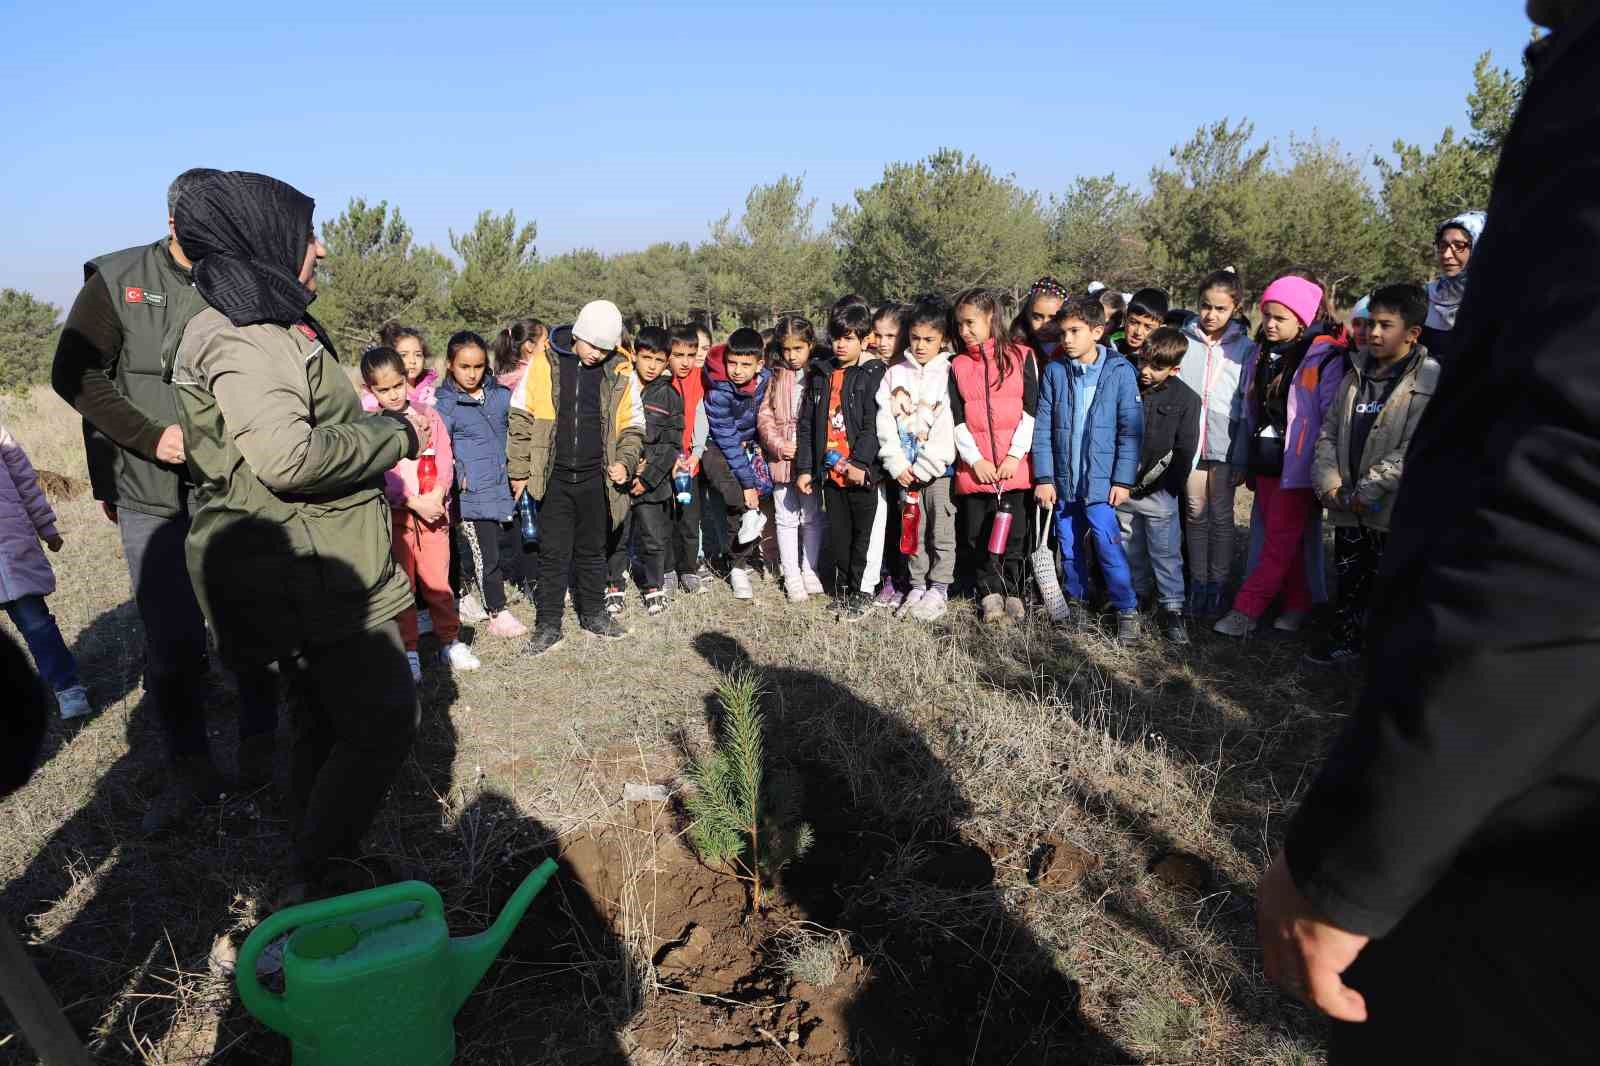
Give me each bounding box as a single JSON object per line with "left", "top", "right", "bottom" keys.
{"left": 843, "top": 463, "right": 867, "bottom": 487}
{"left": 636, "top": 458, "right": 647, "bottom": 476}
{"left": 155, "top": 424, "right": 186, "bottom": 464}
{"left": 897, "top": 469, "right": 916, "bottom": 488}
{"left": 1109, "top": 485, "right": 1130, "bottom": 508}
{"left": 510, "top": 479, "right": 528, "bottom": 500}
{"left": 100, "top": 501, "right": 118, "bottom": 524}
{"left": 796, "top": 474, "right": 813, "bottom": 495}
{"left": 44, "top": 534, "right": 64, "bottom": 552}
{"left": 743, "top": 487, "right": 760, "bottom": 511}
{"left": 996, "top": 456, "right": 1019, "bottom": 483}
{"left": 1257, "top": 852, "right": 1370, "bottom": 1023}
{"left": 973, "top": 459, "right": 998, "bottom": 485}
{"left": 783, "top": 442, "right": 797, "bottom": 461}
{"left": 409, "top": 492, "right": 446, "bottom": 524}
{"left": 403, "top": 408, "right": 432, "bottom": 450}
{"left": 1034, "top": 484, "right": 1057, "bottom": 511}
{"left": 630, "top": 478, "right": 646, "bottom": 497}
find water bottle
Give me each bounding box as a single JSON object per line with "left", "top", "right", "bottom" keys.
{"left": 516, "top": 492, "right": 539, "bottom": 547}
{"left": 824, "top": 449, "right": 842, "bottom": 470}
{"left": 674, "top": 471, "right": 693, "bottom": 506}
{"left": 987, "top": 497, "right": 1014, "bottom": 555}
{"left": 899, "top": 490, "right": 922, "bottom": 556}
{"left": 416, "top": 449, "right": 437, "bottom": 494}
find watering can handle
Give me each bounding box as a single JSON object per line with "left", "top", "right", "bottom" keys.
{"left": 236, "top": 881, "right": 446, "bottom": 1038}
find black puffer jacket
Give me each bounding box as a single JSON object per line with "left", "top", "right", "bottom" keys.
{"left": 794, "top": 356, "right": 888, "bottom": 485}
{"left": 1131, "top": 375, "right": 1201, "bottom": 499}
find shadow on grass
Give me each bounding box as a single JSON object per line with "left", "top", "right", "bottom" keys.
{"left": 693, "top": 631, "right": 1139, "bottom": 1065}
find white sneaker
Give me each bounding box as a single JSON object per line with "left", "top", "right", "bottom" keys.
{"left": 458, "top": 593, "right": 488, "bottom": 622}
{"left": 443, "top": 641, "right": 481, "bottom": 671}
{"left": 783, "top": 574, "right": 809, "bottom": 603}
{"left": 730, "top": 567, "right": 755, "bottom": 601}
{"left": 56, "top": 684, "right": 92, "bottom": 720}
{"left": 406, "top": 651, "right": 422, "bottom": 683}
{"left": 417, "top": 609, "right": 434, "bottom": 636}
{"left": 1273, "top": 610, "right": 1308, "bottom": 633}
{"left": 738, "top": 509, "right": 767, "bottom": 543}
{"left": 801, "top": 569, "right": 825, "bottom": 596}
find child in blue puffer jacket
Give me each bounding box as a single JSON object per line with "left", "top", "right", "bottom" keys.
{"left": 701, "top": 328, "right": 772, "bottom": 601}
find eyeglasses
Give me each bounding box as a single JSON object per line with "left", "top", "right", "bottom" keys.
{"left": 1436, "top": 239, "right": 1471, "bottom": 254}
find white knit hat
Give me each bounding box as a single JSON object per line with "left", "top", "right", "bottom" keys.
{"left": 573, "top": 299, "right": 623, "bottom": 352}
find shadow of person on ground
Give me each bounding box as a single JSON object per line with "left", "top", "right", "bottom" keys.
{"left": 693, "top": 632, "right": 1138, "bottom": 1065}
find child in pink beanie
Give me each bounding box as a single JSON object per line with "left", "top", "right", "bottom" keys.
{"left": 1215, "top": 271, "right": 1347, "bottom": 638}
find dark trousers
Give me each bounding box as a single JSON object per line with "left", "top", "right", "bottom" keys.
{"left": 285, "top": 619, "right": 418, "bottom": 881}
{"left": 698, "top": 470, "right": 728, "bottom": 561}
{"left": 3, "top": 595, "right": 79, "bottom": 692}
{"left": 1330, "top": 867, "right": 1600, "bottom": 1065}
{"left": 669, "top": 477, "right": 703, "bottom": 577}
{"left": 606, "top": 511, "right": 634, "bottom": 589}
{"left": 958, "top": 490, "right": 1029, "bottom": 598}
{"left": 701, "top": 444, "right": 759, "bottom": 568}
{"left": 822, "top": 480, "right": 879, "bottom": 595}
{"left": 457, "top": 518, "right": 507, "bottom": 613}
{"left": 881, "top": 482, "right": 909, "bottom": 587}
{"left": 496, "top": 520, "right": 534, "bottom": 593}
{"left": 537, "top": 476, "right": 609, "bottom": 628}
{"left": 1333, "top": 525, "right": 1387, "bottom": 650}
{"left": 120, "top": 508, "right": 276, "bottom": 759}
{"left": 632, "top": 500, "right": 672, "bottom": 590}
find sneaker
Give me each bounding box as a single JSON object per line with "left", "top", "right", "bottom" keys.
{"left": 605, "top": 586, "right": 626, "bottom": 617}
{"left": 912, "top": 585, "right": 948, "bottom": 622}
{"left": 525, "top": 627, "right": 564, "bottom": 656}
{"left": 1273, "top": 610, "right": 1308, "bottom": 634}
{"left": 443, "top": 641, "right": 481, "bottom": 671}
{"left": 801, "top": 569, "right": 825, "bottom": 596}
{"left": 783, "top": 574, "right": 809, "bottom": 603}
{"left": 729, "top": 567, "right": 755, "bottom": 602}
{"left": 580, "top": 614, "right": 628, "bottom": 640}
{"left": 1304, "top": 641, "right": 1361, "bottom": 668}
{"left": 896, "top": 587, "right": 927, "bottom": 619}
{"left": 1004, "top": 596, "right": 1027, "bottom": 623}
{"left": 417, "top": 609, "right": 434, "bottom": 636}
{"left": 56, "top": 684, "right": 92, "bottom": 720}
{"left": 1213, "top": 609, "right": 1258, "bottom": 638}
{"left": 874, "top": 582, "right": 905, "bottom": 610}
{"left": 835, "top": 592, "right": 870, "bottom": 622}
{"left": 680, "top": 572, "right": 703, "bottom": 595}
{"left": 644, "top": 589, "right": 668, "bottom": 616}
{"left": 1161, "top": 610, "right": 1190, "bottom": 645}
{"left": 663, "top": 571, "right": 680, "bottom": 593}
{"left": 1116, "top": 609, "right": 1141, "bottom": 643}
{"left": 738, "top": 509, "right": 767, "bottom": 543}
{"left": 406, "top": 650, "right": 422, "bottom": 682}
{"left": 458, "top": 592, "right": 488, "bottom": 623}
{"left": 980, "top": 593, "right": 1006, "bottom": 625}
{"left": 141, "top": 756, "right": 228, "bottom": 836}
{"left": 487, "top": 610, "right": 528, "bottom": 639}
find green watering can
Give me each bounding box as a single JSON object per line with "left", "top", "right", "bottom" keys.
{"left": 237, "top": 858, "right": 559, "bottom": 1066}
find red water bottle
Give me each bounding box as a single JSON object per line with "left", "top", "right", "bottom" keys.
{"left": 899, "top": 491, "right": 921, "bottom": 555}
{"left": 417, "top": 449, "right": 437, "bottom": 494}
{"left": 987, "top": 496, "right": 1014, "bottom": 555}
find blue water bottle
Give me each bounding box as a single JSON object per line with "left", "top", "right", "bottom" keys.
{"left": 516, "top": 491, "right": 539, "bottom": 547}
{"left": 824, "top": 449, "right": 842, "bottom": 470}
{"left": 674, "top": 471, "right": 693, "bottom": 505}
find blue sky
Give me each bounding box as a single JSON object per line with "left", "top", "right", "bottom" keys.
{"left": 1, "top": 1, "right": 1534, "bottom": 310}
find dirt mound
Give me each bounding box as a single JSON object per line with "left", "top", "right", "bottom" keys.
{"left": 34, "top": 468, "right": 88, "bottom": 502}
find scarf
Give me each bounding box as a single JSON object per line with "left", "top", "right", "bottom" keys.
{"left": 173, "top": 170, "right": 317, "bottom": 327}
{"left": 1425, "top": 274, "right": 1468, "bottom": 331}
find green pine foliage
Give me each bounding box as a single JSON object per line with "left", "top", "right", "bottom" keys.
{"left": 685, "top": 667, "right": 813, "bottom": 909}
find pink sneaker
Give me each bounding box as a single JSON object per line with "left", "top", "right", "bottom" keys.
{"left": 486, "top": 611, "right": 528, "bottom": 639}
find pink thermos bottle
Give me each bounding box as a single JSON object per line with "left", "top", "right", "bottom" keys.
{"left": 987, "top": 496, "right": 1013, "bottom": 555}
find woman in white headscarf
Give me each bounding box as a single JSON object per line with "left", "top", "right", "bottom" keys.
{"left": 1421, "top": 211, "right": 1486, "bottom": 360}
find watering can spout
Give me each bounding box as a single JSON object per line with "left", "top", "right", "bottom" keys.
{"left": 447, "top": 857, "right": 559, "bottom": 1012}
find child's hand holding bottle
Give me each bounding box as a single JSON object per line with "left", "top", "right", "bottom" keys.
{"left": 408, "top": 489, "right": 447, "bottom": 525}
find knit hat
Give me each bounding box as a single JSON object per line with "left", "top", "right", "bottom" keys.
{"left": 1085, "top": 281, "right": 1106, "bottom": 294}
{"left": 1435, "top": 211, "right": 1487, "bottom": 248}
{"left": 572, "top": 299, "right": 623, "bottom": 352}
{"left": 1259, "top": 276, "right": 1324, "bottom": 328}
{"left": 1350, "top": 296, "right": 1372, "bottom": 322}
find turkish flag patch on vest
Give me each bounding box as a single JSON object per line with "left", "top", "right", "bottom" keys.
{"left": 296, "top": 322, "right": 319, "bottom": 341}
{"left": 125, "top": 287, "right": 144, "bottom": 304}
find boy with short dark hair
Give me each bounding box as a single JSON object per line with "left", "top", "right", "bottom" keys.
{"left": 796, "top": 301, "right": 888, "bottom": 619}
{"left": 1116, "top": 288, "right": 1170, "bottom": 358}
{"left": 606, "top": 326, "right": 684, "bottom": 616}
{"left": 1117, "top": 326, "right": 1201, "bottom": 643}
{"left": 1033, "top": 296, "right": 1145, "bottom": 641}
{"left": 702, "top": 328, "right": 772, "bottom": 601}
{"left": 666, "top": 324, "right": 708, "bottom": 593}
{"left": 1306, "top": 283, "right": 1438, "bottom": 666}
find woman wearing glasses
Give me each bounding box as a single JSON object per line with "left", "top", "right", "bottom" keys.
{"left": 1422, "top": 211, "right": 1486, "bottom": 361}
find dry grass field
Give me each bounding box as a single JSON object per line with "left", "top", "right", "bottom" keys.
{"left": 1, "top": 383, "right": 1350, "bottom": 1064}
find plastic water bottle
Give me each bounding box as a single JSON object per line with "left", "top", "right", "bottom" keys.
{"left": 516, "top": 492, "right": 539, "bottom": 547}
{"left": 987, "top": 497, "right": 1014, "bottom": 555}
{"left": 416, "top": 449, "right": 437, "bottom": 494}
{"left": 674, "top": 472, "right": 693, "bottom": 505}
{"left": 899, "top": 491, "right": 922, "bottom": 555}
{"left": 824, "top": 449, "right": 842, "bottom": 470}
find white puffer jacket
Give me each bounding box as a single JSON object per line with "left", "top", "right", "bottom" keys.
{"left": 875, "top": 352, "right": 957, "bottom": 483}
{"left": 1179, "top": 315, "right": 1256, "bottom": 464}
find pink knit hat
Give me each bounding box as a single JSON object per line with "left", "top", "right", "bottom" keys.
{"left": 1259, "top": 276, "right": 1324, "bottom": 328}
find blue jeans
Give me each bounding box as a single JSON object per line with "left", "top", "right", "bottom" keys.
{"left": 4, "top": 594, "right": 80, "bottom": 693}
{"left": 1116, "top": 490, "right": 1187, "bottom": 610}
{"left": 1056, "top": 499, "right": 1137, "bottom": 611}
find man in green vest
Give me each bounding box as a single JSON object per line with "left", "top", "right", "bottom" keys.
{"left": 51, "top": 169, "right": 278, "bottom": 834}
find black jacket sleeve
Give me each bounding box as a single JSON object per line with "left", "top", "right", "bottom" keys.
{"left": 1163, "top": 388, "right": 1201, "bottom": 497}
{"left": 1284, "top": 25, "right": 1600, "bottom": 939}
{"left": 1022, "top": 352, "right": 1039, "bottom": 416}
{"left": 947, "top": 367, "right": 967, "bottom": 428}
{"left": 638, "top": 387, "right": 683, "bottom": 492}
{"left": 51, "top": 273, "right": 167, "bottom": 458}
{"left": 794, "top": 373, "right": 818, "bottom": 478}
{"left": 846, "top": 362, "right": 885, "bottom": 476}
